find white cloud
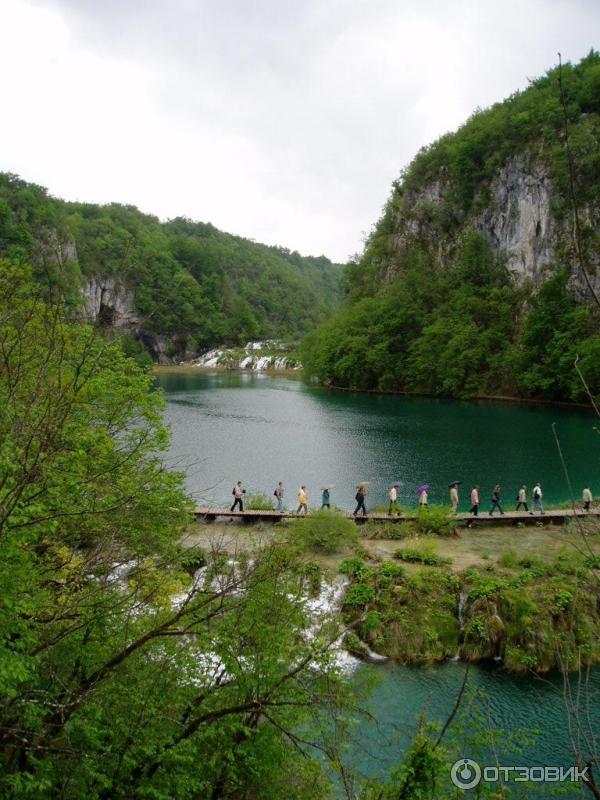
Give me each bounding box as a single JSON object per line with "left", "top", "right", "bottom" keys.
{"left": 0, "top": 0, "right": 597, "bottom": 261}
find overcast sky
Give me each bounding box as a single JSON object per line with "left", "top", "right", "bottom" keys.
{"left": 1, "top": 0, "right": 597, "bottom": 261}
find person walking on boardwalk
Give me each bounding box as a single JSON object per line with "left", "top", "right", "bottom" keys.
{"left": 388, "top": 484, "right": 399, "bottom": 516}
{"left": 274, "top": 481, "right": 284, "bottom": 511}
{"left": 530, "top": 482, "right": 544, "bottom": 515}
{"left": 449, "top": 482, "right": 459, "bottom": 512}
{"left": 321, "top": 487, "right": 331, "bottom": 510}
{"left": 416, "top": 484, "right": 429, "bottom": 510}
{"left": 470, "top": 485, "right": 480, "bottom": 517}
{"left": 516, "top": 485, "right": 528, "bottom": 512}
{"left": 297, "top": 485, "right": 308, "bottom": 515}
{"left": 489, "top": 484, "right": 504, "bottom": 516}
{"left": 583, "top": 486, "right": 593, "bottom": 512}
{"left": 230, "top": 481, "right": 245, "bottom": 512}
{"left": 354, "top": 484, "right": 368, "bottom": 517}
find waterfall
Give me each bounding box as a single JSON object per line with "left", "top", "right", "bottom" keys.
{"left": 450, "top": 591, "right": 469, "bottom": 661}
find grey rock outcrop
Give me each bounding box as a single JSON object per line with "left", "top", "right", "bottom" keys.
{"left": 476, "top": 157, "right": 555, "bottom": 283}
{"left": 387, "top": 153, "right": 599, "bottom": 297}
{"left": 83, "top": 278, "right": 140, "bottom": 329}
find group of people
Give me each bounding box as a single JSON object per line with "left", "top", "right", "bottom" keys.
{"left": 468, "top": 482, "right": 546, "bottom": 517}
{"left": 468, "top": 483, "right": 594, "bottom": 517}
{"left": 229, "top": 479, "right": 595, "bottom": 516}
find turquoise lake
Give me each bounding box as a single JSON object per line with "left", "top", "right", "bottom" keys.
{"left": 156, "top": 370, "right": 600, "bottom": 797}
{"left": 156, "top": 370, "right": 600, "bottom": 511}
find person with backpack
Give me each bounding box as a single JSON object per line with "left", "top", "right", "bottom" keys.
{"left": 321, "top": 487, "right": 331, "bottom": 509}
{"left": 297, "top": 486, "right": 308, "bottom": 515}
{"left": 274, "top": 481, "right": 284, "bottom": 511}
{"left": 489, "top": 484, "right": 504, "bottom": 516}
{"left": 354, "top": 484, "right": 367, "bottom": 517}
{"left": 530, "top": 483, "right": 544, "bottom": 515}
{"left": 515, "top": 485, "right": 528, "bottom": 512}
{"left": 230, "top": 481, "right": 245, "bottom": 512}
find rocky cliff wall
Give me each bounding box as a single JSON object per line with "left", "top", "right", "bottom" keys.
{"left": 388, "top": 153, "right": 600, "bottom": 296}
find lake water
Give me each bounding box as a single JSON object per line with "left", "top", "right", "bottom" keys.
{"left": 156, "top": 370, "right": 599, "bottom": 511}
{"left": 156, "top": 370, "right": 600, "bottom": 796}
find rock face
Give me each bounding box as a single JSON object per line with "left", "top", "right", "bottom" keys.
{"left": 477, "top": 157, "right": 555, "bottom": 283}
{"left": 83, "top": 278, "right": 140, "bottom": 329}
{"left": 82, "top": 277, "right": 190, "bottom": 364}
{"left": 389, "top": 152, "right": 600, "bottom": 296}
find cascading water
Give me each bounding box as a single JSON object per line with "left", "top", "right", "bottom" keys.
{"left": 450, "top": 591, "right": 469, "bottom": 661}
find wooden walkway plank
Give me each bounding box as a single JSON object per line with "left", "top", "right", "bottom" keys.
{"left": 194, "top": 506, "right": 599, "bottom": 526}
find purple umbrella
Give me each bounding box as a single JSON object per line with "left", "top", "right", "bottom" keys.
{"left": 416, "top": 484, "right": 430, "bottom": 495}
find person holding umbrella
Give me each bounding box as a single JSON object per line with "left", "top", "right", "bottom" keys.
{"left": 354, "top": 482, "right": 368, "bottom": 517}
{"left": 449, "top": 481, "right": 460, "bottom": 512}
{"left": 388, "top": 483, "right": 400, "bottom": 516}
{"left": 416, "top": 484, "right": 429, "bottom": 510}
{"left": 321, "top": 485, "right": 334, "bottom": 509}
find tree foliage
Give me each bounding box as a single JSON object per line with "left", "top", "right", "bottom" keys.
{"left": 0, "top": 260, "right": 353, "bottom": 799}
{"left": 303, "top": 53, "right": 600, "bottom": 402}
{"left": 0, "top": 175, "right": 343, "bottom": 357}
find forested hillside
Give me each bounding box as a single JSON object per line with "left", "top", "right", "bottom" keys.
{"left": 303, "top": 52, "right": 600, "bottom": 402}
{"left": 0, "top": 174, "right": 342, "bottom": 361}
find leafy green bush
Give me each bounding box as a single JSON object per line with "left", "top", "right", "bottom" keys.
{"left": 247, "top": 493, "right": 274, "bottom": 510}
{"left": 378, "top": 562, "right": 405, "bottom": 581}
{"left": 175, "top": 545, "right": 208, "bottom": 573}
{"left": 300, "top": 560, "right": 321, "bottom": 596}
{"left": 413, "top": 505, "right": 456, "bottom": 536}
{"left": 289, "top": 510, "right": 358, "bottom": 554}
{"left": 584, "top": 554, "right": 600, "bottom": 569}
{"left": 344, "top": 582, "right": 376, "bottom": 607}
{"left": 339, "top": 558, "right": 367, "bottom": 578}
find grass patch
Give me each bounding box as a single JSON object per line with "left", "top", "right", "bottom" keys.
{"left": 286, "top": 509, "right": 358, "bottom": 554}
{"left": 247, "top": 493, "right": 274, "bottom": 510}
{"left": 394, "top": 536, "right": 451, "bottom": 566}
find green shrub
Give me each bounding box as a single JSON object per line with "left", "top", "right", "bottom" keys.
{"left": 498, "top": 549, "right": 519, "bottom": 569}
{"left": 290, "top": 510, "right": 358, "bottom": 554}
{"left": 300, "top": 561, "right": 321, "bottom": 596}
{"left": 413, "top": 505, "right": 456, "bottom": 536}
{"left": 584, "top": 554, "right": 600, "bottom": 569}
{"left": 247, "top": 493, "right": 274, "bottom": 510}
{"left": 394, "top": 537, "right": 449, "bottom": 566}
{"left": 518, "top": 555, "right": 546, "bottom": 572}
{"left": 344, "top": 631, "right": 370, "bottom": 658}
{"left": 339, "top": 558, "right": 367, "bottom": 578}
{"left": 379, "top": 561, "right": 405, "bottom": 580}
{"left": 344, "top": 582, "right": 375, "bottom": 607}
{"left": 175, "top": 545, "right": 207, "bottom": 574}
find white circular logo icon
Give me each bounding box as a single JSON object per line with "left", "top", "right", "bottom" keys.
{"left": 451, "top": 758, "right": 482, "bottom": 790}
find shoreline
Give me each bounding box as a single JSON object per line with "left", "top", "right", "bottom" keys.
{"left": 317, "top": 381, "right": 596, "bottom": 412}
{"left": 152, "top": 366, "right": 596, "bottom": 412}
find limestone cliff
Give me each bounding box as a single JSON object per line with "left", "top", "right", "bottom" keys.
{"left": 385, "top": 151, "right": 599, "bottom": 297}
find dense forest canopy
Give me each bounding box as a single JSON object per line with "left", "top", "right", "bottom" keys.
{"left": 302, "top": 52, "right": 600, "bottom": 402}
{"left": 0, "top": 173, "right": 343, "bottom": 358}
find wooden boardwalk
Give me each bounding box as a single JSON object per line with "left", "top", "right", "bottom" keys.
{"left": 194, "top": 506, "right": 599, "bottom": 526}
